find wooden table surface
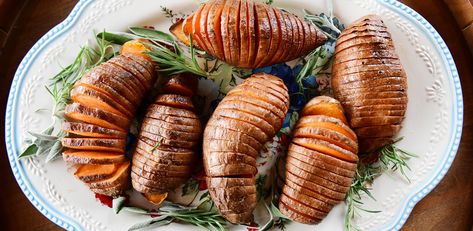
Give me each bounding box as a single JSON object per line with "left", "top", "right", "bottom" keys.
{"left": 0, "top": 0, "right": 472, "bottom": 230}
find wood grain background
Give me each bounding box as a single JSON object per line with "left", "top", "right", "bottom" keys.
{"left": 0, "top": 0, "right": 472, "bottom": 230}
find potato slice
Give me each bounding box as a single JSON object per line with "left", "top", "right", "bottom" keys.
{"left": 258, "top": 4, "right": 280, "bottom": 67}
{"left": 279, "top": 200, "right": 320, "bottom": 224}
{"left": 220, "top": 95, "right": 286, "bottom": 121}
{"left": 62, "top": 138, "right": 125, "bottom": 153}
{"left": 132, "top": 153, "right": 192, "bottom": 174}
{"left": 271, "top": 9, "right": 287, "bottom": 63}
{"left": 76, "top": 81, "right": 135, "bottom": 115}
{"left": 138, "top": 137, "right": 193, "bottom": 154}
{"left": 285, "top": 169, "right": 347, "bottom": 200}
{"left": 212, "top": 108, "right": 275, "bottom": 136}
{"left": 289, "top": 150, "right": 355, "bottom": 178}
{"left": 62, "top": 122, "right": 127, "bottom": 139}
{"left": 154, "top": 94, "right": 194, "bottom": 111}
{"left": 203, "top": 138, "right": 259, "bottom": 159}
{"left": 253, "top": 3, "right": 271, "bottom": 66}
{"left": 296, "top": 115, "right": 357, "bottom": 142}
{"left": 283, "top": 185, "right": 333, "bottom": 213}
{"left": 206, "top": 115, "right": 268, "bottom": 143}
{"left": 247, "top": 0, "right": 257, "bottom": 66}
{"left": 286, "top": 156, "right": 353, "bottom": 187}
{"left": 131, "top": 179, "right": 162, "bottom": 194}
{"left": 162, "top": 73, "right": 199, "bottom": 97}
{"left": 120, "top": 53, "right": 155, "bottom": 81}
{"left": 64, "top": 103, "right": 130, "bottom": 131}
{"left": 102, "top": 62, "right": 147, "bottom": 95}
{"left": 70, "top": 86, "right": 131, "bottom": 119}
{"left": 355, "top": 125, "right": 402, "bottom": 138}
{"left": 208, "top": 186, "right": 257, "bottom": 213}
{"left": 205, "top": 125, "right": 262, "bottom": 151}
{"left": 75, "top": 163, "right": 118, "bottom": 182}
{"left": 292, "top": 138, "right": 358, "bottom": 163}
{"left": 199, "top": 3, "right": 217, "bottom": 56}
{"left": 191, "top": 6, "right": 209, "bottom": 52}
{"left": 350, "top": 115, "right": 404, "bottom": 128}
{"left": 131, "top": 171, "right": 185, "bottom": 190}
{"left": 227, "top": 86, "right": 287, "bottom": 112}
{"left": 283, "top": 178, "right": 340, "bottom": 205}
{"left": 238, "top": 0, "right": 249, "bottom": 66}
{"left": 220, "top": 0, "right": 232, "bottom": 63}
{"left": 207, "top": 0, "right": 226, "bottom": 60}
{"left": 206, "top": 163, "right": 257, "bottom": 176}
{"left": 95, "top": 64, "right": 143, "bottom": 104}
{"left": 134, "top": 147, "right": 194, "bottom": 166}
{"left": 238, "top": 81, "right": 289, "bottom": 107}
{"left": 62, "top": 150, "right": 125, "bottom": 164}
{"left": 86, "top": 161, "right": 130, "bottom": 188}
{"left": 217, "top": 99, "right": 282, "bottom": 130}
{"left": 144, "top": 192, "right": 168, "bottom": 206}
{"left": 139, "top": 132, "right": 197, "bottom": 149}
{"left": 280, "top": 12, "right": 295, "bottom": 62}
{"left": 107, "top": 56, "right": 152, "bottom": 90}
{"left": 140, "top": 122, "right": 200, "bottom": 141}
{"left": 286, "top": 162, "right": 351, "bottom": 194}
{"left": 146, "top": 104, "right": 198, "bottom": 119}
{"left": 279, "top": 193, "right": 327, "bottom": 220}
{"left": 90, "top": 183, "right": 127, "bottom": 197}
{"left": 206, "top": 176, "right": 255, "bottom": 189}
{"left": 288, "top": 144, "right": 357, "bottom": 172}
{"left": 293, "top": 126, "right": 358, "bottom": 155}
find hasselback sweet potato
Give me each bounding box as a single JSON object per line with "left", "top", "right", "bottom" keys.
{"left": 203, "top": 73, "right": 289, "bottom": 224}
{"left": 170, "top": 0, "right": 327, "bottom": 68}
{"left": 331, "top": 15, "right": 407, "bottom": 155}
{"left": 131, "top": 74, "right": 201, "bottom": 204}
{"left": 62, "top": 39, "right": 156, "bottom": 197}
{"left": 279, "top": 96, "right": 358, "bottom": 224}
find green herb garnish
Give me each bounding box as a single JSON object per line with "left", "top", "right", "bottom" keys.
{"left": 114, "top": 193, "right": 228, "bottom": 231}
{"left": 19, "top": 33, "right": 115, "bottom": 162}
{"left": 344, "top": 138, "right": 416, "bottom": 231}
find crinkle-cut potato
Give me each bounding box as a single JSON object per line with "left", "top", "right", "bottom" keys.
{"left": 61, "top": 40, "right": 156, "bottom": 197}
{"left": 170, "top": 0, "right": 327, "bottom": 68}
{"left": 203, "top": 73, "right": 289, "bottom": 224}
{"left": 332, "top": 15, "right": 407, "bottom": 155}
{"left": 131, "top": 74, "right": 201, "bottom": 204}
{"left": 279, "top": 96, "right": 358, "bottom": 224}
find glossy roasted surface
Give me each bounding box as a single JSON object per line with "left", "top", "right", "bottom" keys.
{"left": 0, "top": 0, "right": 472, "bottom": 230}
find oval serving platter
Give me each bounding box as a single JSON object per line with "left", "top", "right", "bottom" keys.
{"left": 4, "top": 0, "right": 463, "bottom": 230}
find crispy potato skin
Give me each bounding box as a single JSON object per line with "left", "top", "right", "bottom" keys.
{"left": 279, "top": 96, "right": 358, "bottom": 224}
{"left": 171, "top": 0, "right": 327, "bottom": 68}
{"left": 203, "top": 73, "right": 289, "bottom": 224}
{"left": 62, "top": 42, "right": 157, "bottom": 197}
{"left": 131, "top": 74, "right": 201, "bottom": 200}
{"left": 331, "top": 15, "right": 407, "bottom": 156}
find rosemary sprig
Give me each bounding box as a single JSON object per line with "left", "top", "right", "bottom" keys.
{"left": 18, "top": 34, "right": 115, "bottom": 161}
{"left": 117, "top": 193, "right": 228, "bottom": 231}
{"left": 344, "top": 138, "right": 416, "bottom": 230}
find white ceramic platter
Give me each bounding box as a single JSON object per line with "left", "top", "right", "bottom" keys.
{"left": 5, "top": 0, "right": 463, "bottom": 230}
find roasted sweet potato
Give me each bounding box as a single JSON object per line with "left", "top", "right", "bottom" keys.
{"left": 62, "top": 150, "right": 125, "bottom": 164}
{"left": 131, "top": 77, "right": 201, "bottom": 203}
{"left": 279, "top": 96, "right": 358, "bottom": 224}
{"left": 62, "top": 40, "right": 157, "bottom": 197}
{"left": 170, "top": 0, "right": 326, "bottom": 68}
{"left": 204, "top": 73, "right": 289, "bottom": 224}
{"left": 331, "top": 15, "right": 407, "bottom": 155}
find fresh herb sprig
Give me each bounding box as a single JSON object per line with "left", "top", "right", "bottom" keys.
{"left": 344, "top": 139, "right": 416, "bottom": 231}
{"left": 19, "top": 34, "right": 115, "bottom": 161}
{"left": 115, "top": 193, "right": 228, "bottom": 231}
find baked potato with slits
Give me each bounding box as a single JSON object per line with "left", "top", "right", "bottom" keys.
{"left": 331, "top": 15, "right": 407, "bottom": 156}
{"left": 203, "top": 73, "right": 289, "bottom": 224}
{"left": 170, "top": 0, "right": 327, "bottom": 68}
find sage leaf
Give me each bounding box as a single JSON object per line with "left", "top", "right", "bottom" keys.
{"left": 127, "top": 215, "right": 172, "bottom": 231}
{"left": 129, "top": 27, "right": 174, "bottom": 42}
{"left": 28, "top": 131, "right": 58, "bottom": 141}
{"left": 97, "top": 31, "right": 134, "bottom": 45}
{"left": 45, "top": 141, "right": 62, "bottom": 163}
{"left": 122, "top": 206, "right": 152, "bottom": 215}
{"left": 18, "top": 143, "right": 38, "bottom": 160}
{"left": 112, "top": 196, "right": 127, "bottom": 214}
